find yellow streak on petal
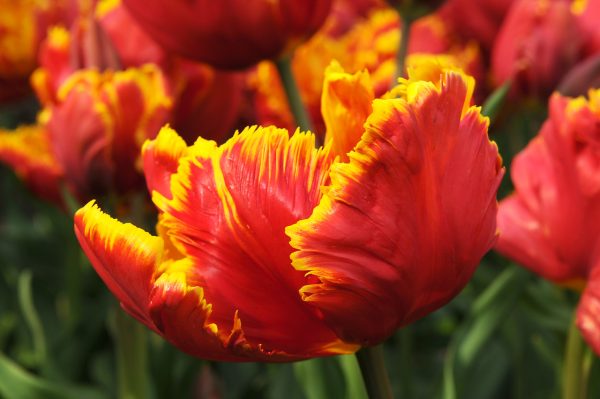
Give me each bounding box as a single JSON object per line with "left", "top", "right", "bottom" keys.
{"left": 142, "top": 125, "right": 189, "bottom": 163}
{"left": 385, "top": 60, "right": 476, "bottom": 118}
{"left": 95, "top": 0, "right": 121, "bottom": 17}
{"left": 47, "top": 25, "right": 70, "bottom": 50}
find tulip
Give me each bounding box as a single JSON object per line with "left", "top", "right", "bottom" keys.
{"left": 74, "top": 64, "right": 503, "bottom": 359}
{"left": 491, "top": 0, "right": 583, "bottom": 97}
{"left": 121, "top": 0, "right": 333, "bottom": 69}
{"left": 97, "top": 0, "right": 244, "bottom": 142}
{"left": 496, "top": 89, "right": 600, "bottom": 354}
{"left": 0, "top": 65, "right": 171, "bottom": 202}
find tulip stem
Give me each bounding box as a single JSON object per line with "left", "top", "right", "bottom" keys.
{"left": 562, "top": 314, "right": 590, "bottom": 399}
{"left": 112, "top": 307, "right": 150, "bottom": 399}
{"left": 275, "top": 55, "right": 314, "bottom": 133}
{"left": 356, "top": 345, "right": 393, "bottom": 399}
{"left": 395, "top": 12, "right": 412, "bottom": 82}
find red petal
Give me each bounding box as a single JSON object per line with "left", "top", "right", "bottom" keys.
{"left": 288, "top": 72, "right": 503, "bottom": 344}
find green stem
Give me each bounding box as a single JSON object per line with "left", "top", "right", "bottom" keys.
{"left": 60, "top": 185, "right": 83, "bottom": 329}
{"left": 562, "top": 315, "right": 587, "bottom": 399}
{"left": 275, "top": 55, "right": 314, "bottom": 133}
{"left": 356, "top": 345, "right": 393, "bottom": 399}
{"left": 395, "top": 13, "right": 412, "bottom": 82}
{"left": 112, "top": 308, "right": 150, "bottom": 399}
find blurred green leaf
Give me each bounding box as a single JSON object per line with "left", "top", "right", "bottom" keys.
{"left": 294, "top": 357, "right": 345, "bottom": 399}
{"left": 0, "top": 353, "right": 108, "bottom": 399}
{"left": 337, "top": 355, "right": 368, "bottom": 399}
{"left": 444, "top": 265, "right": 530, "bottom": 399}
{"left": 482, "top": 80, "right": 511, "bottom": 123}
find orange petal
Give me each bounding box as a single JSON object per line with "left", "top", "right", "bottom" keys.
{"left": 152, "top": 126, "right": 356, "bottom": 356}
{"left": 322, "top": 61, "right": 374, "bottom": 161}
{"left": 0, "top": 124, "right": 63, "bottom": 203}
{"left": 288, "top": 71, "right": 503, "bottom": 345}
{"left": 74, "top": 201, "right": 163, "bottom": 328}
{"left": 577, "top": 266, "right": 600, "bottom": 355}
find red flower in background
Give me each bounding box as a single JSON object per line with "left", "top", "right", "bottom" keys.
{"left": 0, "top": 64, "right": 172, "bottom": 202}
{"left": 496, "top": 89, "right": 600, "bottom": 354}
{"left": 491, "top": 0, "right": 583, "bottom": 97}
{"left": 74, "top": 65, "right": 503, "bottom": 359}
{"left": 121, "top": 0, "right": 333, "bottom": 69}
{"left": 0, "top": 0, "right": 245, "bottom": 204}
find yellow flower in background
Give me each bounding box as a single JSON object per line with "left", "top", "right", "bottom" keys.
{"left": 249, "top": 6, "right": 484, "bottom": 137}
{"left": 0, "top": 0, "right": 73, "bottom": 102}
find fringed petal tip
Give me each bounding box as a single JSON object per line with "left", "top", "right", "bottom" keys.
{"left": 149, "top": 259, "right": 357, "bottom": 361}
{"left": 142, "top": 125, "right": 190, "bottom": 199}
{"left": 74, "top": 200, "right": 163, "bottom": 327}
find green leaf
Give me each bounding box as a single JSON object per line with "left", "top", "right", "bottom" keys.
{"left": 481, "top": 80, "right": 511, "bottom": 124}
{"left": 294, "top": 357, "right": 346, "bottom": 399}
{"left": 0, "top": 353, "right": 108, "bottom": 399}
{"left": 337, "top": 355, "right": 368, "bottom": 399}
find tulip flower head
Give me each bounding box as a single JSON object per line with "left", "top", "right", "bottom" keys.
{"left": 0, "top": 64, "right": 171, "bottom": 203}
{"left": 496, "top": 89, "right": 600, "bottom": 354}
{"left": 121, "top": 0, "right": 333, "bottom": 69}
{"left": 75, "top": 64, "right": 503, "bottom": 360}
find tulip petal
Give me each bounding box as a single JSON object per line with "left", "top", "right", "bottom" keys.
{"left": 151, "top": 126, "right": 356, "bottom": 356}
{"left": 142, "top": 125, "right": 196, "bottom": 200}
{"left": 0, "top": 125, "right": 63, "bottom": 203}
{"left": 577, "top": 266, "right": 600, "bottom": 355}
{"left": 322, "top": 62, "right": 374, "bottom": 161}
{"left": 74, "top": 201, "right": 163, "bottom": 328}
{"left": 288, "top": 72, "right": 503, "bottom": 344}
{"left": 496, "top": 193, "right": 576, "bottom": 282}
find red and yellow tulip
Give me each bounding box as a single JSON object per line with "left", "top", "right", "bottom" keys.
{"left": 74, "top": 64, "right": 503, "bottom": 360}
{"left": 0, "top": 64, "right": 171, "bottom": 202}
{"left": 496, "top": 89, "right": 600, "bottom": 354}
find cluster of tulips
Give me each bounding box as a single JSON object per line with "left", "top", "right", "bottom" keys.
{"left": 0, "top": 0, "right": 599, "bottom": 398}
